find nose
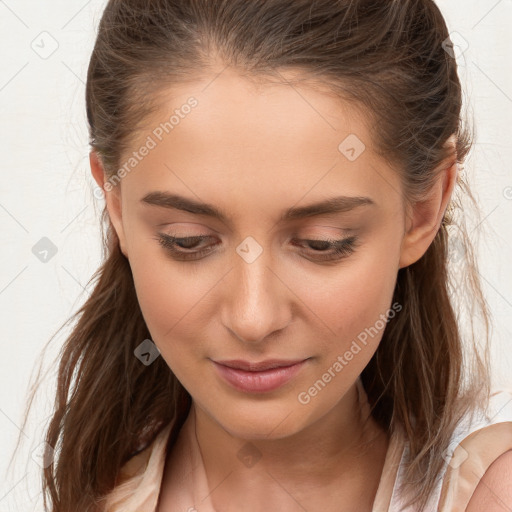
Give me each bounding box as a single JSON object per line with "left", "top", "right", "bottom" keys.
{"left": 220, "top": 248, "right": 293, "bottom": 345}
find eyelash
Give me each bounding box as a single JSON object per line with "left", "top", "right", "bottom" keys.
{"left": 154, "top": 233, "right": 360, "bottom": 263}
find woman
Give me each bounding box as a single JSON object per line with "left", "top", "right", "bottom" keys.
{"left": 23, "top": 0, "right": 512, "bottom": 510}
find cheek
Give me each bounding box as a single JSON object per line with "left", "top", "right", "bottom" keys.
{"left": 284, "top": 242, "right": 399, "bottom": 350}
{"left": 126, "top": 243, "right": 209, "bottom": 347}
{"left": 287, "top": 251, "right": 399, "bottom": 418}
{"left": 128, "top": 257, "right": 214, "bottom": 388}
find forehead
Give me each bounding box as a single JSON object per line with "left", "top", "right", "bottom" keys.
{"left": 118, "top": 68, "right": 401, "bottom": 217}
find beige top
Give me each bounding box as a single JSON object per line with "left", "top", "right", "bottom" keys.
{"left": 99, "top": 379, "right": 512, "bottom": 511}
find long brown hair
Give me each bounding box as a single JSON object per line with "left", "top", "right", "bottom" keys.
{"left": 14, "top": 1, "right": 491, "bottom": 510}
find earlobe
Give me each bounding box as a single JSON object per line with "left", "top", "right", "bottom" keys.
{"left": 89, "top": 150, "right": 129, "bottom": 258}
{"left": 398, "top": 157, "right": 458, "bottom": 269}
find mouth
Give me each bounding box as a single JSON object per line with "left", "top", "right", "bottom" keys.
{"left": 214, "top": 359, "right": 307, "bottom": 371}
{"left": 211, "top": 358, "right": 309, "bottom": 393}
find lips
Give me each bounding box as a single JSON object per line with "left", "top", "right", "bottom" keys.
{"left": 212, "top": 358, "right": 309, "bottom": 393}
{"left": 214, "top": 359, "right": 306, "bottom": 371}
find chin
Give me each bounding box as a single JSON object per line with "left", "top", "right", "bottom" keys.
{"left": 209, "top": 402, "right": 309, "bottom": 441}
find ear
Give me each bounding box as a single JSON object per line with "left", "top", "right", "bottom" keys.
{"left": 89, "top": 150, "right": 129, "bottom": 258}
{"left": 399, "top": 136, "right": 458, "bottom": 269}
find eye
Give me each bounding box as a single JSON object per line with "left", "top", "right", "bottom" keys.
{"left": 154, "top": 233, "right": 217, "bottom": 261}
{"left": 154, "top": 233, "right": 360, "bottom": 262}
{"left": 291, "top": 235, "right": 360, "bottom": 262}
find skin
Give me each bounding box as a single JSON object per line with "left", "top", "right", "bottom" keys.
{"left": 466, "top": 450, "right": 512, "bottom": 510}
{"left": 91, "top": 66, "right": 457, "bottom": 511}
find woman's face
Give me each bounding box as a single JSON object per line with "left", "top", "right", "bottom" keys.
{"left": 93, "top": 68, "right": 436, "bottom": 440}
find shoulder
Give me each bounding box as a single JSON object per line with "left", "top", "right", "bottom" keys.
{"left": 465, "top": 449, "right": 512, "bottom": 511}
{"left": 436, "top": 389, "right": 512, "bottom": 511}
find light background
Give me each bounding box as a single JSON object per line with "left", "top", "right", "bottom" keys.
{"left": 1, "top": 0, "right": 511, "bottom": 510}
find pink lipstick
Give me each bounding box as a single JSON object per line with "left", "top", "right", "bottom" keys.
{"left": 212, "top": 358, "right": 308, "bottom": 393}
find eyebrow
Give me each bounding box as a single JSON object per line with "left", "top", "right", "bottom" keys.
{"left": 141, "top": 191, "right": 375, "bottom": 226}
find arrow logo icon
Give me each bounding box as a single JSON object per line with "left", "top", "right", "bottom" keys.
{"left": 338, "top": 134, "right": 366, "bottom": 161}
{"left": 236, "top": 236, "right": 263, "bottom": 263}
{"left": 134, "top": 339, "right": 161, "bottom": 366}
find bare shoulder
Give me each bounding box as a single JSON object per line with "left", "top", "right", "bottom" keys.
{"left": 465, "top": 449, "right": 512, "bottom": 511}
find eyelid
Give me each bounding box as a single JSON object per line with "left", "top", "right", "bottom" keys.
{"left": 155, "top": 231, "right": 360, "bottom": 263}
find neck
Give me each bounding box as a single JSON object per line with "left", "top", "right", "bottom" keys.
{"left": 191, "top": 381, "right": 389, "bottom": 509}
